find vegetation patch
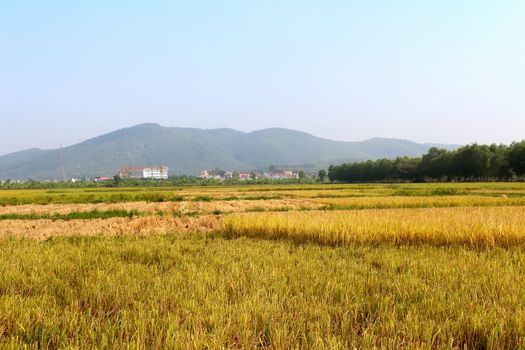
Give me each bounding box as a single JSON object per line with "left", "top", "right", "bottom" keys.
{"left": 0, "top": 209, "right": 140, "bottom": 221}
{"left": 192, "top": 195, "right": 213, "bottom": 202}
{"left": 244, "top": 195, "right": 282, "bottom": 200}
{"left": 392, "top": 188, "right": 467, "bottom": 196}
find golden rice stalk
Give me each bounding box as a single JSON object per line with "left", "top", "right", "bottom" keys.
{"left": 224, "top": 207, "right": 525, "bottom": 248}
{"left": 315, "top": 195, "right": 525, "bottom": 210}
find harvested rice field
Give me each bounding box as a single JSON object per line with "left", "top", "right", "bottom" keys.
{"left": 1, "top": 183, "right": 525, "bottom": 348}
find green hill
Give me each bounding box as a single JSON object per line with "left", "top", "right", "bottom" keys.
{"left": 0, "top": 123, "right": 459, "bottom": 180}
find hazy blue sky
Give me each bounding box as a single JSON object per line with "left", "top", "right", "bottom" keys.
{"left": 1, "top": 0, "right": 524, "bottom": 155}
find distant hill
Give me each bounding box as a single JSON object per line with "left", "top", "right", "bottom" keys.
{"left": 0, "top": 123, "right": 459, "bottom": 180}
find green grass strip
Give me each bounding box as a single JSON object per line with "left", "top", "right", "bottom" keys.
{"left": 0, "top": 209, "right": 140, "bottom": 221}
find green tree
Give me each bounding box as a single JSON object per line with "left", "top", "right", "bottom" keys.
{"left": 487, "top": 144, "right": 511, "bottom": 179}
{"left": 113, "top": 175, "right": 123, "bottom": 186}
{"left": 318, "top": 169, "right": 327, "bottom": 182}
{"left": 298, "top": 170, "right": 306, "bottom": 179}
{"left": 210, "top": 168, "right": 226, "bottom": 177}
{"left": 453, "top": 144, "right": 491, "bottom": 180}
{"left": 420, "top": 147, "right": 448, "bottom": 179}
{"left": 393, "top": 157, "right": 420, "bottom": 180}
{"left": 508, "top": 141, "right": 525, "bottom": 177}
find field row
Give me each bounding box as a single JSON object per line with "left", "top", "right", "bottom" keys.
{"left": 0, "top": 215, "right": 221, "bottom": 240}
{"left": 1, "top": 206, "right": 525, "bottom": 249}
{"left": 2, "top": 183, "right": 525, "bottom": 205}
{"left": 224, "top": 207, "right": 525, "bottom": 248}
{"left": 0, "top": 199, "right": 319, "bottom": 216}
{"left": 2, "top": 195, "right": 525, "bottom": 218}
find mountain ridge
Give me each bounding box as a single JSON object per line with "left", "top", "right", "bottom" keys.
{"left": 0, "top": 123, "right": 460, "bottom": 180}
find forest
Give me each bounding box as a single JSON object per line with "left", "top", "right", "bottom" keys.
{"left": 328, "top": 140, "right": 525, "bottom": 182}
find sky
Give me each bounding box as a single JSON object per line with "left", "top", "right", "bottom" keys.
{"left": 1, "top": 0, "right": 524, "bottom": 156}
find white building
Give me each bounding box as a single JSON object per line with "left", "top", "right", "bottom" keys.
{"left": 120, "top": 166, "right": 169, "bottom": 179}
{"left": 142, "top": 167, "right": 169, "bottom": 179}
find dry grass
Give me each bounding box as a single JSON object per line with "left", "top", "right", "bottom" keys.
{"left": 224, "top": 206, "right": 525, "bottom": 248}
{"left": 175, "top": 198, "right": 320, "bottom": 214}
{"left": 0, "top": 199, "right": 320, "bottom": 216}
{"left": 0, "top": 215, "right": 222, "bottom": 240}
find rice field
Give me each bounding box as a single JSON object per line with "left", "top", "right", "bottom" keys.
{"left": 314, "top": 195, "right": 525, "bottom": 210}
{"left": 1, "top": 183, "right": 525, "bottom": 348}
{"left": 224, "top": 207, "right": 525, "bottom": 248}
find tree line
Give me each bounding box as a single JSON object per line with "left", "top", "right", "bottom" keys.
{"left": 328, "top": 141, "right": 525, "bottom": 182}
{"left": 0, "top": 176, "right": 317, "bottom": 190}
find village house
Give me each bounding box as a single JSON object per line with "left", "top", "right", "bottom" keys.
{"left": 239, "top": 172, "right": 251, "bottom": 180}
{"left": 94, "top": 176, "right": 113, "bottom": 182}
{"left": 120, "top": 166, "right": 169, "bottom": 180}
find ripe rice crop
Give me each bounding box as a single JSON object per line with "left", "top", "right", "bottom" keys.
{"left": 316, "top": 195, "right": 525, "bottom": 210}
{"left": 3, "top": 183, "right": 525, "bottom": 206}
{"left": 224, "top": 207, "right": 525, "bottom": 248}
{"left": 2, "top": 183, "right": 525, "bottom": 347}
{"left": 1, "top": 235, "right": 523, "bottom": 348}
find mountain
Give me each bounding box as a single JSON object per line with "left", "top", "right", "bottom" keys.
{"left": 0, "top": 123, "right": 459, "bottom": 180}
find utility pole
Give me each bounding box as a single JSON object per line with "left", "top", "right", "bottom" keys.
{"left": 59, "top": 143, "right": 65, "bottom": 181}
